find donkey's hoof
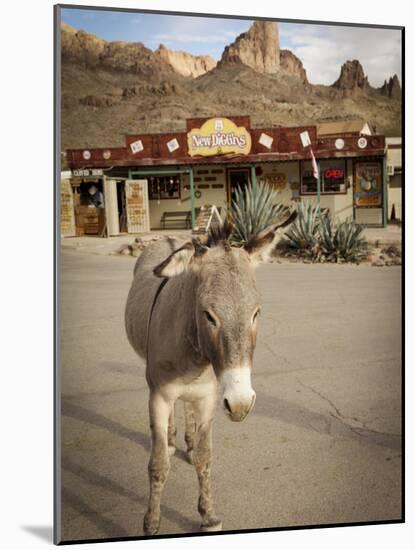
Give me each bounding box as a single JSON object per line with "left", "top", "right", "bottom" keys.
{"left": 186, "top": 450, "right": 194, "bottom": 464}
{"left": 201, "top": 520, "right": 222, "bottom": 532}
{"left": 143, "top": 514, "right": 160, "bottom": 536}
{"left": 168, "top": 445, "right": 176, "bottom": 457}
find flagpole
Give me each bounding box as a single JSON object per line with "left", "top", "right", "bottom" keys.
{"left": 310, "top": 148, "right": 321, "bottom": 216}
{"left": 317, "top": 160, "right": 321, "bottom": 216}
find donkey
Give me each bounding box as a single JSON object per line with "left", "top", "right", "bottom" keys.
{"left": 125, "top": 213, "right": 297, "bottom": 536}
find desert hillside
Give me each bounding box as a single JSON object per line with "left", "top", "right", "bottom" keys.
{"left": 60, "top": 21, "right": 401, "bottom": 149}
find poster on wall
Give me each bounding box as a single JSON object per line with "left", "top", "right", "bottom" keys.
{"left": 55, "top": 3, "right": 403, "bottom": 546}
{"left": 125, "top": 179, "right": 150, "bottom": 232}
{"left": 355, "top": 161, "right": 383, "bottom": 207}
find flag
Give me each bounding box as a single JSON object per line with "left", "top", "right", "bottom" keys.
{"left": 310, "top": 149, "right": 319, "bottom": 180}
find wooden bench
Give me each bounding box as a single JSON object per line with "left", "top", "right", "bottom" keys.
{"left": 160, "top": 211, "right": 192, "bottom": 229}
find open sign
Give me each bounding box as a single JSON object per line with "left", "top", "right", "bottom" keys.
{"left": 325, "top": 169, "right": 344, "bottom": 179}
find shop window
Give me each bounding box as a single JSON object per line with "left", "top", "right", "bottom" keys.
{"left": 148, "top": 175, "right": 181, "bottom": 200}
{"left": 301, "top": 159, "right": 346, "bottom": 194}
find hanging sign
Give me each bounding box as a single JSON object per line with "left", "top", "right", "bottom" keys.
{"left": 259, "top": 132, "right": 273, "bottom": 149}
{"left": 187, "top": 117, "right": 251, "bottom": 157}
{"left": 72, "top": 168, "right": 103, "bottom": 177}
{"left": 355, "top": 162, "right": 382, "bottom": 207}
{"left": 167, "top": 138, "right": 180, "bottom": 152}
{"left": 130, "top": 139, "right": 144, "bottom": 154}
{"left": 300, "top": 131, "right": 311, "bottom": 148}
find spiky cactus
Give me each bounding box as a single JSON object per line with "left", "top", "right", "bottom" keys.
{"left": 229, "top": 181, "right": 289, "bottom": 245}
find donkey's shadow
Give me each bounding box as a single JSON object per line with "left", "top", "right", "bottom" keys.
{"left": 61, "top": 398, "right": 197, "bottom": 536}
{"left": 62, "top": 398, "right": 151, "bottom": 451}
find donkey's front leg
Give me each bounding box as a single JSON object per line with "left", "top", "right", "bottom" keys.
{"left": 193, "top": 395, "right": 222, "bottom": 532}
{"left": 168, "top": 403, "right": 177, "bottom": 457}
{"left": 144, "top": 391, "right": 172, "bottom": 536}
{"left": 184, "top": 401, "right": 196, "bottom": 464}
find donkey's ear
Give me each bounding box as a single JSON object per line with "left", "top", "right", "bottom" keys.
{"left": 244, "top": 210, "right": 298, "bottom": 265}
{"left": 153, "top": 239, "right": 208, "bottom": 278}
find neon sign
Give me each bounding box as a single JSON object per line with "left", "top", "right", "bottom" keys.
{"left": 324, "top": 169, "right": 344, "bottom": 179}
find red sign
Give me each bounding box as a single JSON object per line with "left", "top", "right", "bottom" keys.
{"left": 325, "top": 169, "right": 344, "bottom": 179}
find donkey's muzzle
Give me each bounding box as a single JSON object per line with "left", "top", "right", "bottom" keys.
{"left": 220, "top": 367, "right": 256, "bottom": 422}
{"left": 223, "top": 393, "right": 256, "bottom": 422}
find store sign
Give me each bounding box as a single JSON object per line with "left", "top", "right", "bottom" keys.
{"left": 325, "top": 169, "right": 344, "bottom": 179}
{"left": 355, "top": 162, "right": 382, "bottom": 207}
{"left": 72, "top": 169, "right": 103, "bottom": 177}
{"left": 263, "top": 173, "right": 287, "bottom": 190}
{"left": 187, "top": 117, "right": 251, "bottom": 157}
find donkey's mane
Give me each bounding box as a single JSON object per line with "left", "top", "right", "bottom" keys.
{"left": 206, "top": 219, "right": 233, "bottom": 249}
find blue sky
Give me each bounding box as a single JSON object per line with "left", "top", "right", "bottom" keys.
{"left": 61, "top": 7, "right": 402, "bottom": 87}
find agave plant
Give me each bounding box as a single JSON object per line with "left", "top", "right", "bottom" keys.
{"left": 229, "top": 181, "right": 289, "bottom": 245}
{"left": 334, "top": 219, "right": 368, "bottom": 262}
{"left": 281, "top": 203, "right": 368, "bottom": 263}
{"left": 283, "top": 201, "right": 323, "bottom": 256}
{"left": 318, "top": 214, "right": 337, "bottom": 261}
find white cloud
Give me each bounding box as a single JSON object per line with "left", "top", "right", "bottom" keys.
{"left": 281, "top": 23, "right": 402, "bottom": 86}
{"left": 145, "top": 15, "right": 251, "bottom": 55}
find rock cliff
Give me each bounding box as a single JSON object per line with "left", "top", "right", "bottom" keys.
{"left": 61, "top": 23, "right": 178, "bottom": 80}
{"left": 280, "top": 49, "right": 308, "bottom": 83}
{"left": 61, "top": 23, "right": 215, "bottom": 79}
{"left": 219, "top": 21, "right": 280, "bottom": 74}
{"left": 332, "top": 59, "right": 370, "bottom": 91}
{"left": 155, "top": 44, "right": 216, "bottom": 78}
{"left": 379, "top": 74, "right": 401, "bottom": 99}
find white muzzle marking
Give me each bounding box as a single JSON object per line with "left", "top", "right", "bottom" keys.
{"left": 221, "top": 367, "right": 256, "bottom": 422}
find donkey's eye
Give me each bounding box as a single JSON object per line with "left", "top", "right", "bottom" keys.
{"left": 204, "top": 310, "right": 217, "bottom": 327}
{"left": 252, "top": 309, "right": 261, "bottom": 323}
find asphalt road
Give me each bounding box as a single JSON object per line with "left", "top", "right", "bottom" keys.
{"left": 59, "top": 250, "right": 402, "bottom": 542}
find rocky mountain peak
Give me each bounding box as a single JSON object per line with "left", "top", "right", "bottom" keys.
{"left": 61, "top": 23, "right": 174, "bottom": 81}
{"left": 379, "top": 74, "right": 401, "bottom": 99}
{"left": 219, "top": 21, "right": 280, "bottom": 74}
{"left": 154, "top": 44, "right": 216, "bottom": 78}
{"left": 280, "top": 49, "right": 308, "bottom": 84}
{"left": 332, "top": 59, "right": 370, "bottom": 90}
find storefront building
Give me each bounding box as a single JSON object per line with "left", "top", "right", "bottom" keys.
{"left": 386, "top": 137, "right": 402, "bottom": 222}
{"left": 62, "top": 115, "right": 388, "bottom": 237}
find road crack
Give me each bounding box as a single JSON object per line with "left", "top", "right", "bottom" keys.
{"left": 297, "top": 379, "right": 401, "bottom": 439}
